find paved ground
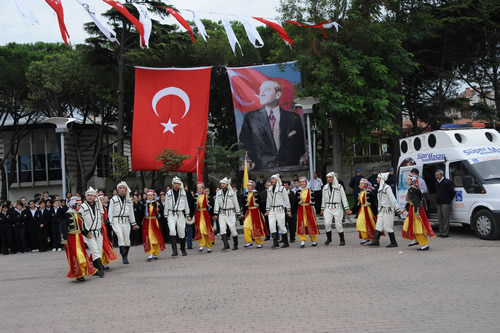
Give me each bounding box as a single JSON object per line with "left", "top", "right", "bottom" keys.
{"left": 1, "top": 224, "right": 499, "bottom": 333}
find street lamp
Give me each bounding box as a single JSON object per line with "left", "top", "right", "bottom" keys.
{"left": 44, "top": 117, "right": 76, "bottom": 199}
{"left": 294, "top": 97, "right": 319, "bottom": 181}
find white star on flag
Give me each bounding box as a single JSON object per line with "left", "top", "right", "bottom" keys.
{"left": 161, "top": 118, "right": 178, "bottom": 134}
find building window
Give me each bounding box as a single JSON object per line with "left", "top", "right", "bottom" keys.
{"left": 18, "top": 155, "right": 32, "bottom": 183}
{"left": 33, "top": 154, "right": 46, "bottom": 181}
{"left": 48, "top": 152, "right": 62, "bottom": 181}
{"left": 97, "top": 154, "right": 110, "bottom": 178}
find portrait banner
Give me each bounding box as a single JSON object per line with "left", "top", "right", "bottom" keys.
{"left": 227, "top": 61, "right": 306, "bottom": 171}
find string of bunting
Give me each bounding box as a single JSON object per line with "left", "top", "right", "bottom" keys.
{"left": 15, "top": 0, "right": 341, "bottom": 52}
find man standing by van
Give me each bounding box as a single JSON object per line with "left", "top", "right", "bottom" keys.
{"left": 435, "top": 169, "right": 455, "bottom": 238}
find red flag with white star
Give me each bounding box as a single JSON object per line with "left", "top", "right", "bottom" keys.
{"left": 131, "top": 66, "right": 212, "bottom": 173}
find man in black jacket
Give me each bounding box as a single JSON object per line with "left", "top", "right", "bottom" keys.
{"left": 435, "top": 169, "right": 455, "bottom": 238}
{"left": 239, "top": 80, "right": 306, "bottom": 170}
{"left": 259, "top": 181, "right": 272, "bottom": 240}
{"left": 283, "top": 181, "right": 297, "bottom": 243}
{"left": 0, "top": 204, "right": 15, "bottom": 255}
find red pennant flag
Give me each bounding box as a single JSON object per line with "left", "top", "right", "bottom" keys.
{"left": 158, "top": 6, "right": 195, "bottom": 43}
{"left": 132, "top": 67, "right": 212, "bottom": 173}
{"left": 45, "top": 0, "right": 70, "bottom": 45}
{"left": 286, "top": 19, "right": 332, "bottom": 38}
{"left": 103, "top": 0, "right": 145, "bottom": 46}
{"left": 252, "top": 17, "right": 294, "bottom": 46}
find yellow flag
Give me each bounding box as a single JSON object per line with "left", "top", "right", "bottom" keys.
{"left": 243, "top": 152, "right": 248, "bottom": 190}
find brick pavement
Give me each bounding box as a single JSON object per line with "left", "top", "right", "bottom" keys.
{"left": 0, "top": 224, "right": 499, "bottom": 333}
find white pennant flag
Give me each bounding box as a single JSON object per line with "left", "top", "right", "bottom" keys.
{"left": 240, "top": 17, "right": 264, "bottom": 48}
{"left": 190, "top": 10, "right": 208, "bottom": 42}
{"left": 76, "top": 0, "right": 117, "bottom": 43}
{"left": 15, "top": 0, "right": 39, "bottom": 25}
{"left": 222, "top": 18, "right": 243, "bottom": 56}
{"left": 132, "top": 3, "right": 152, "bottom": 48}
{"left": 323, "top": 21, "right": 341, "bottom": 32}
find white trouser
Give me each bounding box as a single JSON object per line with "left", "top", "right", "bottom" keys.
{"left": 111, "top": 222, "right": 131, "bottom": 246}
{"left": 168, "top": 214, "right": 186, "bottom": 239}
{"left": 219, "top": 214, "right": 238, "bottom": 237}
{"left": 376, "top": 209, "right": 394, "bottom": 233}
{"left": 324, "top": 207, "right": 344, "bottom": 233}
{"left": 84, "top": 232, "right": 103, "bottom": 261}
{"left": 268, "top": 210, "right": 287, "bottom": 234}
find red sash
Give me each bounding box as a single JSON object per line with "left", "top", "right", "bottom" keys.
{"left": 357, "top": 191, "right": 382, "bottom": 239}
{"left": 101, "top": 223, "right": 118, "bottom": 263}
{"left": 142, "top": 203, "right": 166, "bottom": 253}
{"left": 244, "top": 193, "right": 269, "bottom": 238}
{"left": 64, "top": 214, "right": 97, "bottom": 279}
{"left": 296, "top": 189, "right": 319, "bottom": 236}
{"left": 402, "top": 206, "right": 435, "bottom": 240}
{"left": 195, "top": 194, "right": 216, "bottom": 242}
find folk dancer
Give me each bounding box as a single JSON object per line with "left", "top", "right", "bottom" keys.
{"left": 351, "top": 179, "right": 379, "bottom": 244}
{"left": 194, "top": 183, "right": 216, "bottom": 253}
{"left": 98, "top": 193, "right": 118, "bottom": 269}
{"left": 296, "top": 177, "right": 320, "bottom": 248}
{"left": 80, "top": 187, "right": 105, "bottom": 278}
{"left": 321, "top": 172, "right": 351, "bottom": 246}
{"left": 213, "top": 178, "right": 242, "bottom": 251}
{"left": 243, "top": 180, "right": 269, "bottom": 248}
{"left": 108, "top": 181, "right": 139, "bottom": 264}
{"left": 142, "top": 190, "right": 166, "bottom": 261}
{"left": 401, "top": 174, "right": 435, "bottom": 251}
{"left": 369, "top": 173, "right": 401, "bottom": 247}
{"left": 265, "top": 174, "right": 292, "bottom": 249}
{"left": 61, "top": 197, "right": 97, "bottom": 281}
{"left": 165, "top": 177, "right": 191, "bottom": 257}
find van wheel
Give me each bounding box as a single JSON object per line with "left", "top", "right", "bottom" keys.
{"left": 471, "top": 210, "right": 500, "bottom": 240}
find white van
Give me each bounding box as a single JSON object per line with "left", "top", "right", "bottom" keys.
{"left": 397, "top": 128, "right": 500, "bottom": 240}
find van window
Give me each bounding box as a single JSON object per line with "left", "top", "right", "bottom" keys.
{"left": 450, "top": 161, "right": 482, "bottom": 194}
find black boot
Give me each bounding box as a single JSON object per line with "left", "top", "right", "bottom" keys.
{"left": 180, "top": 238, "right": 187, "bottom": 256}
{"left": 122, "top": 246, "right": 130, "bottom": 264}
{"left": 280, "top": 233, "right": 289, "bottom": 248}
{"left": 271, "top": 233, "right": 280, "bottom": 249}
{"left": 368, "top": 231, "right": 381, "bottom": 246}
{"left": 93, "top": 259, "right": 104, "bottom": 278}
{"left": 386, "top": 232, "right": 398, "bottom": 248}
{"left": 325, "top": 231, "right": 332, "bottom": 245}
{"left": 221, "top": 234, "right": 230, "bottom": 251}
{"left": 119, "top": 246, "right": 128, "bottom": 264}
{"left": 339, "top": 232, "right": 345, "bottom": 246}
{"left": 232, "top": 236, "right": 238, "bottom": 250}
{"left": 171, "top": 236, "right": 178, "bottom": 257}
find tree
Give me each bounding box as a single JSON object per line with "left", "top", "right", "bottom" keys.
{"left": 276, "top": 0, "right": 416, "bottom": 172}
{"left": 0, "top": 42, "right": 67, "bottom": 198}
{"left": 155, "top": 148, "right": 191, "bottom": 176}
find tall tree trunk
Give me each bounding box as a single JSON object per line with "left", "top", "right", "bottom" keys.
{"left": 331, "top": 115, "right": 343, "bottom": 174}
{"left": 117, "top": 21, "right": 126, "bottom": 154}
{"left": 320, "top": 125, "right": 329, "bottom": 177}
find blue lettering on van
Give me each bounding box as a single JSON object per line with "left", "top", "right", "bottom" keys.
{"left": 416, "top": 153, "right": 446, "bottom": 162}
{"left": 455, "top": 191, "right": 463, "bottom": 202}
{"left": 463, "top": 147, "right": 500, "bottom": 156}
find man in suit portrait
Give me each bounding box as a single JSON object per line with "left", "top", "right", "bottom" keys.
{"left": 239, "top": 80, "right": 306, "bottom": 170}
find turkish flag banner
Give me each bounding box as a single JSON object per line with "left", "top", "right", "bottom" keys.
{"left": 132, "top": 66, "right": 212, "bottom": 173}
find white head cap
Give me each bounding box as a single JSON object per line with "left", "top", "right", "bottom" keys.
{"left": 379, "top": 172, "right": 389, "bottom": 188}
{"left": 117, "top": 181, "right": 131, "bottom": 199}
{"left": 85, "top": 186, "right": 97, "bottom": 196}
{"left": 172, "top": 176, "right": 183, "bottom": 185}
{"left": 220, "top": 177, "right": 231, "bottom": 185}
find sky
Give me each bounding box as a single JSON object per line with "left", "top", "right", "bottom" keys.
{"left": 0, "top": 0, "right": 280, "bottom": 45}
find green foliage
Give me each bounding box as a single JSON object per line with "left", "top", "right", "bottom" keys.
{"left": 204, "top": 143, "right": 246, "bottom": 173}
{"left": 111, "top": 153, "right": 129, "bottom": 180}
{"left": 155, "top": 148, "right": 191, "bottom": 176}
